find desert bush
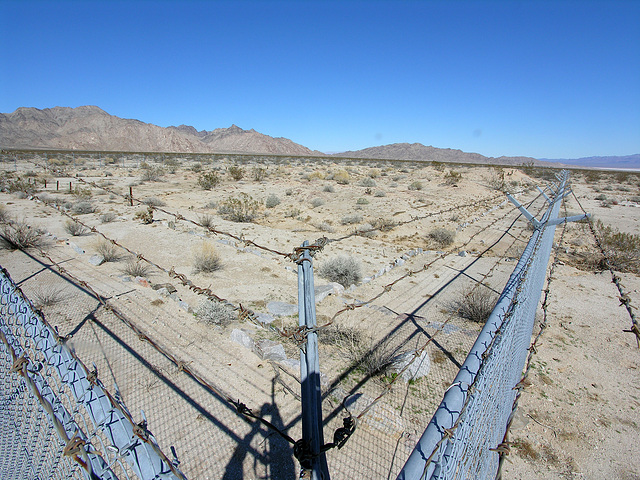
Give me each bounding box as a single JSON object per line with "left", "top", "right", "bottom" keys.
{"left": 198, "top": 171, "right": 221, "bottom": 190}
{"left": 265, "top": 194, "right": 281, "bottom": 208}
{"left": 95, "top": 239, "right": 121, "bottom": 262}
{"left": 356, "top": 198, "right": 369, "bottom": 205}
{"left": 320, "top": 325, "right": 406, "bottom": 378}
{"left": 595, "top": 194, "right": 607, "bottom": 201}
{"left": 121, "top": 259, "right": 152, "bottom": 277}
{"left": 585, "top": 170, "right": 601, "bottom": 183}
{"left": 318, "top": 255, "right": 362, "bottom": 287}
{"left": 489, "top": 168, "right": 506, "bottom": 191}
{"left": 428, "top": 228, "right": 455, "bottom": 248}
{"left": 450, "top": 286, "right": 498, "bottom": 323}
{"left": 100, "top": 212, "right": 117, "bottom": 223}
{"left": 140, "top": 165, "right": 164, "bottom": 182}
{"left": 322, "top": 185, "right": 335, "bottom": 193}
{"left": 228, "top": 165, "right": 244, "bottom": 181}
{"left": 315, "top": 222, "right": 335, "bottom": 233}
{"left": 341, "top": 214, "right": 363, "bottom": 225}
{"left": 72, "top": 201, "right": 95, "bottom": 214}
{"left": 191, "top": 162, "right": 203, "bottom": 173}
{"left": 359, "top": 177, "right": 376, "bottom": 188}
{"left": 285, "top": 208, "right": 302, "bottom": 219}
{"left": 0, "top": 222, "right": 46, "bottom": 250}
{"left": 134, "top": 207, "right": 154, "bottom": 224}
{"left": 372, "top": 217, "right": 396, "bottom": 232}
{"left": 374, "top": 190, "right": 386, "bottom": 197}
{"left": 595, "top": 220, "right": 640, "bottom": 273}
{"left": 64, "top": 220, "right": 89, "bottom": 236}
{"left": 0, "top": 205, "right": 8, "bottom": 223}
{"left": 196, "top": 299, "right": 236, "bottom": 326}
{"left": 198, "top": 214, "right": 215, "bottom": 228}
{"left": 192, "top": 242, "right": 222, "bottom": 274}
{"left": 356, "top": 223, "right": 376, "bottom": 238}
{"left": 304, "top": 171, "right": 325, "bottom": 181}
{"left": 369, "top": 168, "right": 381, "bottom": 178}
{"left": 252, "top": 166, "right": 268, "bottom": 181}
{"left": 444, "top": 170, "right": 462, "bottom": 185}
{"left": 218, "top": 193, "right": 261, "bottom": 222}
{"left": 408, "top": 181, "right": 423, "bottom": 191}
{"left": 31, "top": 285, "right": 68, "bottom": 309}
{"left": 143, "top": 196, "right": 166, "bottom": 207}
{"left": 333, "top": 169, "right": 350, "bottom": 184}
{"left": 310, "top": 198, "right": 325, "bottom": 208}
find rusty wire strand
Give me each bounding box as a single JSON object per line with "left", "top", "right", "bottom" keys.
{"left": 348, "top": 194, "right": 547, "bottom": 422}
{"left": 0, "top": 266, "right": 184, "bottom": 480}
{"left": 570, "top": 189, "right": 639, "bottom": 347}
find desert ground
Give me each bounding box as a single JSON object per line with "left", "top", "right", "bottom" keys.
{"left": 1, "top": 154, "right": 639, "bottom": 479}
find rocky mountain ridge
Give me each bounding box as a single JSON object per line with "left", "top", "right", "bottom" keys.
{"left": 0, "top": 106, "right": 321, "bottom": 156}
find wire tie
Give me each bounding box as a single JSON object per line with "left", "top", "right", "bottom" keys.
{"left": 63, "top": 436, "right": 86, "bottom": 457}
{"left": 10, "top": 353, "right": 28, "bottom": 374}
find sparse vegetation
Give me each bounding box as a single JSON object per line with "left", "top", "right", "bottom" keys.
{"left": 0, "top": 222, "right": 46, "bottom": 250}
{"left": 595, "top": 220, "right": 640, "bottom": 273}
{"left": 444, "top": 170, "right": 462, "bottom": 185}
{"left": 140, "top": 164, "right": 164, "bottom": 182}
{"left": 95, "top": 239, "right": 121, "bottom": 262}
{"left": 265, "top": 194, "right": 281, "bottom": 208}
{"left": 198, "top": 214, "right": 215, "bottom": 228}
{"left": 198, "top": 171, "right": 221, "bottom": 190}
{"left": 31, "top": 285, "right": 68, "bottom": 309}
{"left": 356, "top": 198, "right": 369, "bottom": 205}
{"left": 100, "top": 212, "right": 117, "bottom": 223}
{"left": 64, "top": 220, "right": 89, "bottom": 236}
{"left": 408, "top": 181, "right": 423, "bottom": 190}
{"left": 333, "top": 169, "right": 350, "bottom": 185}
{"left": 134, "top": 207, "right": 154, "bottom": 224}
{"left": 359, "top": 177, "right": 376, "bottom": 188}
{"left": 318, "top": 255, "right": 362, "bottom": 287}
{"left": 427, "top": 228, "right": 455, "bottom": 248}
{"left": 341, "top": 213, "right": 363, "bottom": 225}
{"left": 121, "top": 258, "right": 152, "bottom": 277}
{"left": 228, "top": 165, "right": 244, "bottom": 181}
{"left": 72, "top": 201, "right": 96, "bottom": 214}
{"left": 195, "top": 299, "right": 236, "bottom": 326}
{"left": 323, "top": 185, "right": 335, "bottom": 193}
{"left": 218, "top": 193, "right": 261, "bottom": 222}
{"left": 311, "top": 198, "right": 325, "bottom": 208}
{"left": 451, "top": 286, "right": 498, "bottom": 323}
{"left": 252, "top": 166, "right": 268, "bottom": 181}
{"left": 143, "top": 196, "right": 166, "bottom": 207}
{"left": 192, "top": 242, "right": 222, "bottom": 274}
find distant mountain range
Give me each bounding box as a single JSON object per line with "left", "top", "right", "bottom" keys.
{"left": 0, "top": 106, "right": 637, "bottom": 169}
{"left": 538, "top": 155, "right": 640, "bottom": 169}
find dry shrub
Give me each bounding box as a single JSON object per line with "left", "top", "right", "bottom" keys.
{"left": 143, "top": 196, "right": 165, "bottom": 207}
{"left": 595, "top": 220, "right": 640, "bottom": 273}
{"left": 228, "top": 165, "right": 244, "bottom": 181}
{"left": 0, "top": 204, "right": 8, "bottom": 223}
{"left": 100, "top": 212, "right": 117, "bottom": 223}
{"left": 198, "top": 214, "right": 215, "bottom": 228}
{"left": 198, "top": 171, "right": 221, "bottom": 190}
{"left": 318, "top": 255, "right": 362, "bottom": 287}
{"left": 0, "top": 222, "right": 46, "bottom": 250}
{"left": 192, "top": 242, "right": 222, "bottom": 274}
{"left": 95, "top": 239, "right": 121, "bottom": 262}
{"left": 428, "top": 228, "right": 455, "bottom": 248}
{"left": 72, "top": 201, "right": 95, "bottom": 214}
{"left": 121, "top": 258, "right": 152, "bottom": 277}
{"left": 265, "top": 194, "right": 281, "bottom": 208}
{"left": 31, "top": 285, "right": 68, "bottom": 309}
{"left": 450, "top": 286, "right": 498, "bottom": 323}
{"left": 444, "top": 170, "right": 462, "bottom": 185}
{"left": 333, "top": 169, "right": 350, "bottom": 184}
{"left": 64, "top": 220, "right": 89, "bottom": 236}
{"left": 196, "top": 299, "right": 236, "bottom": 326}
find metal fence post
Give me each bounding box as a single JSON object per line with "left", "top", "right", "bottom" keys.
{"left": 298, "top": 240, "right": 331, "bottom": 480}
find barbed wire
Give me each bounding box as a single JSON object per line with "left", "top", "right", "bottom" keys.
{"left": 342, "top": 193, "right": 548, "bottom": 423}
{"left": 0, "top": 264, "right": 187, "bottom": 480}
{"left": 569, "top": 190, "right": 640, "bottom": 347}
{"left": 494, "top": 199, "right": 569, "bottom": 479}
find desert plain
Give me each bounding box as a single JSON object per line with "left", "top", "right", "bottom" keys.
{"left": 0, "top": 154, "right": 639, "bottom": 479}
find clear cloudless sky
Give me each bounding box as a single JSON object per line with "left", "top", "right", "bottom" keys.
{"left": 1, "top": 0, "right": 639, "bottom": 159}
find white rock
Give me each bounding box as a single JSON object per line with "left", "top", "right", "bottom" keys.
{"left": 231, "top": 329, "right": 255, "bottom": 350}
{"left": 391, "top": 350, "right": 431, "bottom": 382}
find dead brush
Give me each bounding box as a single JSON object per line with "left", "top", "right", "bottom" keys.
{"left": 121, "top": 258, "right": 152, "bottom": 277}
{"left": 0, "top": 222, "right": 46, "bottom": 250}
{"left": 31, "top": 285, "right": 68, "bottom": 309}
{"left": 95, "top": 239, "right": 121, "bottom": 262}
{"left": 192, "top": 242, "right": 222, "bottom": 274}
{"left": 595, "top": 220, "right": 640, "bottom": 274}
{"left": 450, "top": 285, "right": 498, "bottom": 323}
{"left": 64, "top": 219, "right": 89, "bottom": 236}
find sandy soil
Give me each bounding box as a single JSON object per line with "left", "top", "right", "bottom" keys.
{"left": 1, "top": 157, "right": 638, "bottom": 479}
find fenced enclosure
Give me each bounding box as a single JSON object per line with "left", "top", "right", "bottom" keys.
{"left": 0, "top": 153, "right": 598, "bottom": 479}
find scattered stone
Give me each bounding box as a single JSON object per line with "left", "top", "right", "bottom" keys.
{"left": 168, "top": 293, "right": 181, "bottom": 302}
{"left": 135, "top": 276, "right": 150, "bottom": 287}
{"left": 120, "top": 275, "right": 132, "bottom": 282}
{"left": 314, "top": 283, "right": 344, "bottom": 303}
{"left": 68, "top": 242, "right": 85, "bottom": 254}
{"left": 253, "top": 339, "right": 287, "bottom": 362}
{"left": 279, "top": 358, "right": 300, "bottom": 371}
{"left": 156, "top": 287, "right": 170, "bottom": 297}
{"left": 267, "top": 301, "right": 298, "bottom": 317}
{"left": 255, "top": 312, "right": 276, "bottom": 324}
{"left": 362, "top": 277, "right": 372, "bottom": 284}
{"left": 458, "top": 250, "right": 468, "bottom": 257}
{"left": 395, "top": 258, "right": 405, "bottom": 266}
{"left": 88, "top": 254, "right": 104, "bottom": 266}
{"left": 391, "top": 350, "right": 431, "bottom": 382}
{"left": 178, "top": 301, "right": 191, "bottom": 312}
{"left": 231, "top": 329, "right": 255, "bottom": 350}
{"left": 152, "top": 283, "right": 177, "bottom": 293}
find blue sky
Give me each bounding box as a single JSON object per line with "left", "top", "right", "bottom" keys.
{"left": 1, "top": 0, "right": 639, "bottom": 159}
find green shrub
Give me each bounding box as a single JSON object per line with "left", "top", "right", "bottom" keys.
{"left": 252, "top": 166, "right": 268, "bottom": 181}
{"left": 359, "top": 177, "right": 376, "bottom": 188}
{"left": 356, "top": 198, "right": 369, "bottom": 205}
{"left": 198, "top": 171, "right": 221, "bottom": 190}
{"left": 408, "top": 181, "right": 423, "bottom": 191}
{"left": 318, "top": 255, "right": 362, "bottom": 287}
{"left": 228, "top": 165, "right": 244, "bottom": 181}
{"left": 218, "top": 193, "right": 261, "bottom": 222}
{"left": 595, "top": 220, "right": 640, "bottom": 273}
{"left": 310, "top": 198, "right": 325, "bottom": 208}
{"left": 140, "top": 165, "right": 164, "bottom": 182}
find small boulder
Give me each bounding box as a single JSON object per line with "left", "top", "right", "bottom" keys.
{"left": 253, "top": 339, "right": 287, "bottom": 362}
{"left": 88, "top": 255, "right": 104, "bottom": 266}
{"left": 231, "top": 329, "right": 255, "bottom": 350}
